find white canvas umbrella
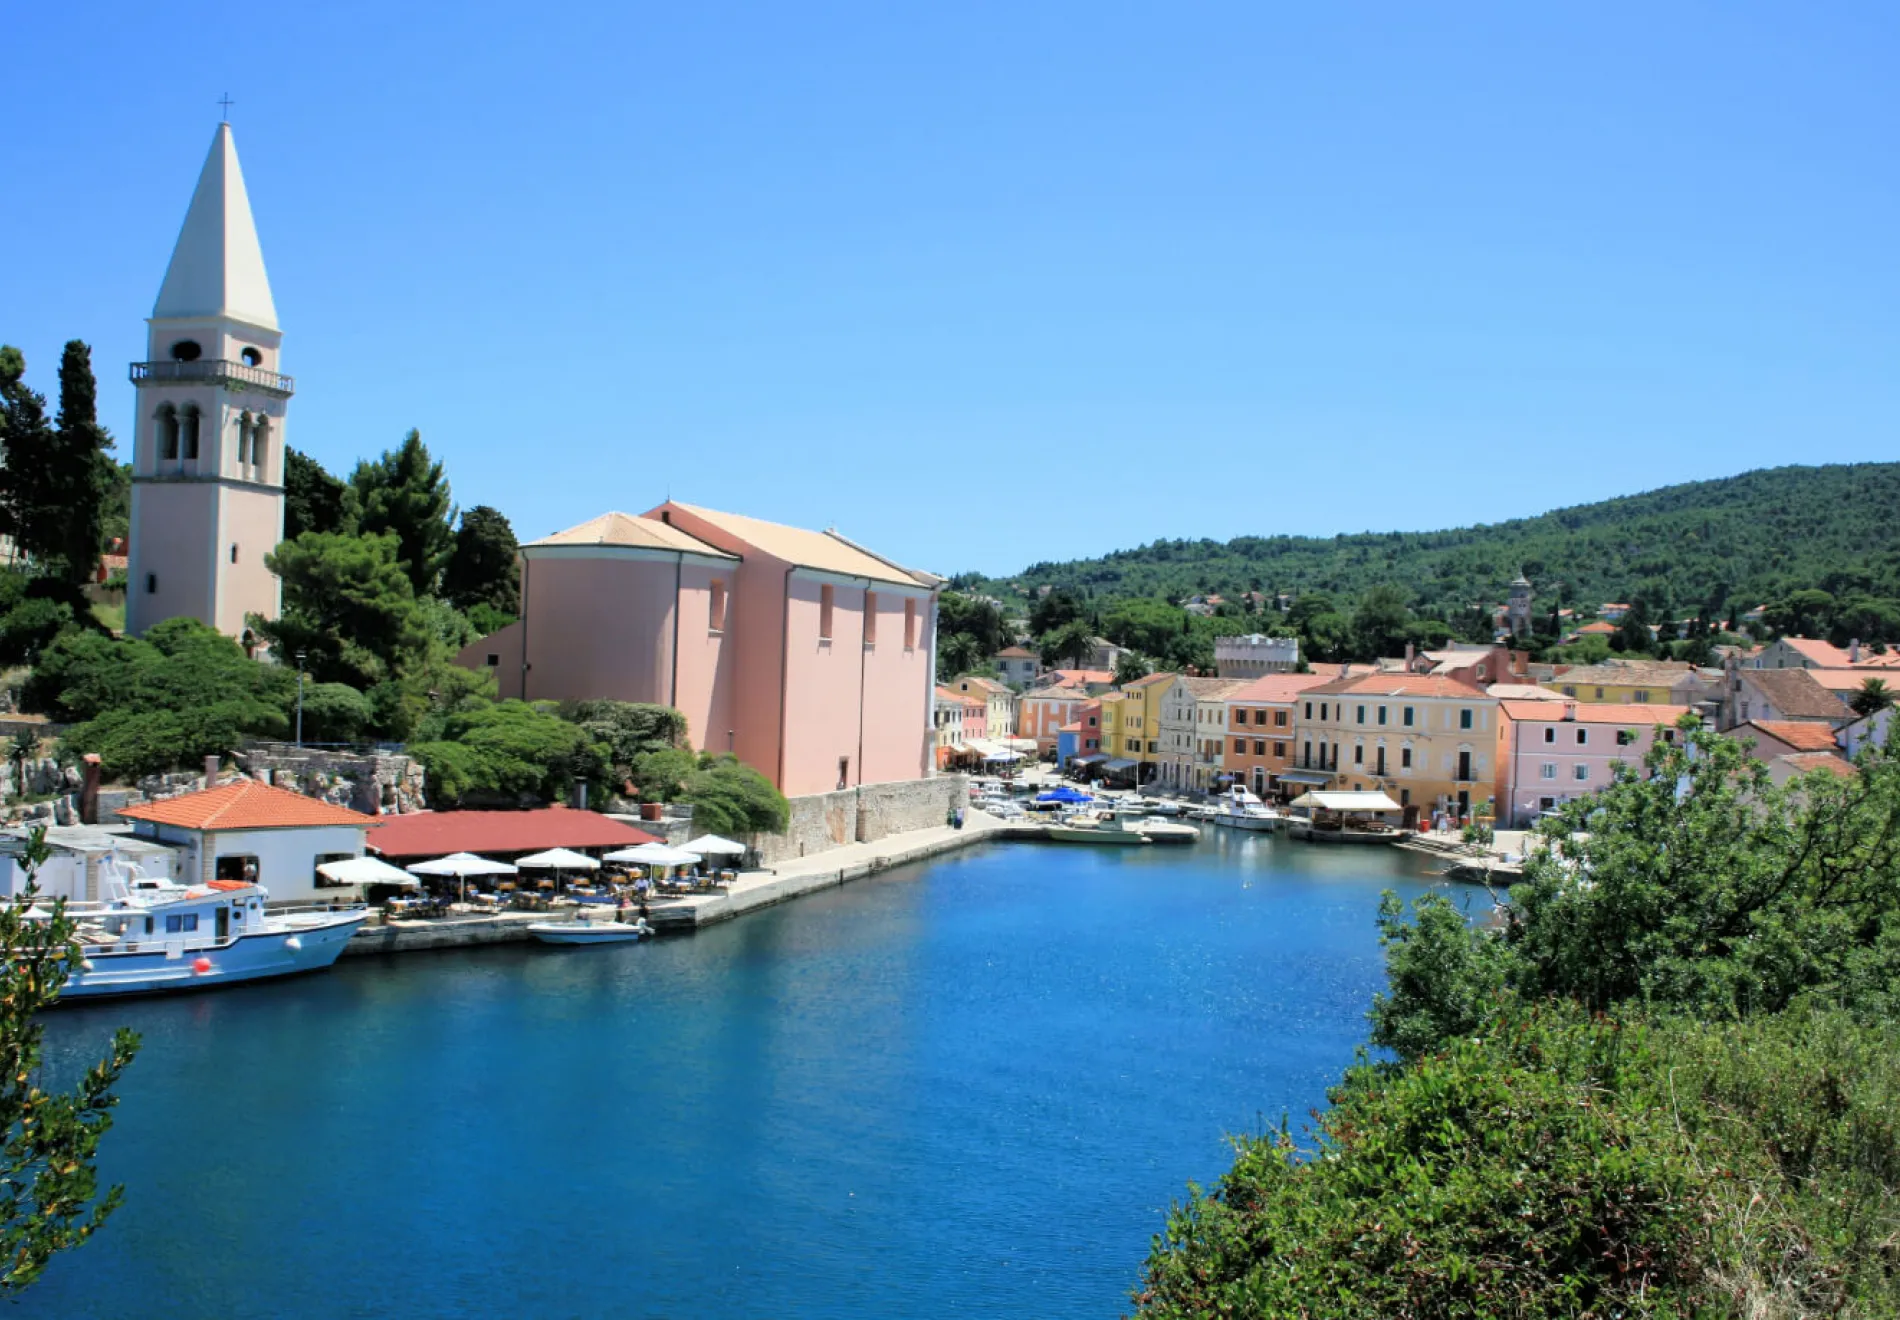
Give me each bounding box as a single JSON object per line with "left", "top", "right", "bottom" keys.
{"left": 513, "top": 848, "right": 601, "bottom": 871}
{"left": 317, "top": 856, "right": 420, "bottom": 890}
{"left": 603, "top": 843, "right": 703, "bottom": 868}
{"left": 406, "top": 852, "right": 517, "bottom": 902}
{"left": 681, "top": 835, "right": 747, "bottom": 858}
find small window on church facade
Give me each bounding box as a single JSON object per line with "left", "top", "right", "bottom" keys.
{"left": 251, "top": 417, "right": 268, "bottom": 471}
{"left": 156, "top": 404, "right": 180, "bottom": 460}
{"left": 180, "top": 405, "right": 201, "bottom": 460}
{"left": 230, "top": 544, "right": 239, "bottom": 564}
{"left": 863, "top": 591, "right": 877, "bottom": 646}
{"left": 169, "top": 339, "right": 201, "bottom": 362}
{"left": 819, "top": 585, "right": 834, "bottom": 641}
{"left": 709, "top": 579, "right": 726, "bottom": 634}
{"left": 904, "top": 598, "right": 917, "bottom": 650}
{"left": 145, "top": 574, "right": 157, "bottom": 594}
{"left": 241, "top": 347, "right": 263, "bottom": 367}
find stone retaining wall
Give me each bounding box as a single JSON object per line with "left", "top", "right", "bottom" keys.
{"left": 746, "top": 775, "right": 969, "bottom": 866}
{"left": 235, "top": 743, "right": 427, "bottom": 816}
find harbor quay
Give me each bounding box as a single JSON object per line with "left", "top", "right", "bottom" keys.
{"left": 343, "top": 814, "right": 1005, "bottom": 953}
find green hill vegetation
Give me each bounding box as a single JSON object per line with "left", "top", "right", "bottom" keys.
{"left": 973, "top": 462, "right": 1900, "bottom": 630}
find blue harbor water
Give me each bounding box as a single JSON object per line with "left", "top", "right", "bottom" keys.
{"left": 27, "top": 831, "right": 1457, "bottom": 1319}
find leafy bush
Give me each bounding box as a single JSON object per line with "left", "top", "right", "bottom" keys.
{"left": 40, "top": 620, "right": 291, "bottom": 779}
{"left": 1136, "top": 1002, "right": 1900, "bottom": 1319}
{"left": 629, "top": 747, "right": 695, "bottom": 804}
{"left": 297, "top": 682, "right": 374, "bottom": 745}
{"left": 564, "top": 700, "right": 688, "bottom": 774}
{"left": 408, "top": 700, "right": 608, "bottom": 807}
{"left": 679, "top": 753, "right": 789, "bottom": 837}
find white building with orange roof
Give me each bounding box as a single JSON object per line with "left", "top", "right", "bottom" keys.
{"left": 113, "top": 778, "right": 376, "bottom": 904}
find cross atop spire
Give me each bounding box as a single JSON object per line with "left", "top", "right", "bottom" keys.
{"left": 152, "top": 122, "right": 278, "bottom": 331}
{"left": 217, "top": 93, "right": 234, "bottom": 122}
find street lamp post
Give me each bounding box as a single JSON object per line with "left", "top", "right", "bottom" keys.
{"left": 295, "top": 650, "right": 307, "bottom": 747}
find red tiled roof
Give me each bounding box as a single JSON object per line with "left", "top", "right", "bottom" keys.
{"left": 1776, "top": 752, "right": 1856, "bottom": 778}
{"left": 1306, "top": 673, "right": 1489, "bottom": 699}
{"left": 117, "top": 779, "right": 374, "bottom": 831}
{"left": 1226, "top": 672, "right": 1334, "bottom": 705}
{"left": 1778, "top": 637, "right": 1853, "bottom": 667}
{"left": 1742, "top": 720, "right": 1842, "bottom": 752}
{"left": 366, "top": 807, "right": 658, "bottom": 860}
{"left": 995, "top": 646, "right": 1038, "bottom": 658}
{"left": 1578, "top": 621, "right": 1618, "bottom": 635}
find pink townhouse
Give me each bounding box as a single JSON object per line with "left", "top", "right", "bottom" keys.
{"left": 1018, "top": 685, "right": 1092, "bottom": 754}
{"left": 459, "top": 502, "right": 940, "bottom": 799}
{"left": 1495, "top": 699, "right": 1691, "bottom": 828}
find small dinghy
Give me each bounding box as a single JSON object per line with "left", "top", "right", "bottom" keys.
{"left": 527, "top": 918, "right": 653, "bottom": 945}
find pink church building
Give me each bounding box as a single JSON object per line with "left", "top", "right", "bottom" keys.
{"left": 458, "top": 503, "right": 941, "bottom": 798}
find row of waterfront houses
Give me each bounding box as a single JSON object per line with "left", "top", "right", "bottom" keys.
{"left": 942, "top": 634, "right": 1896, "bottom": 828}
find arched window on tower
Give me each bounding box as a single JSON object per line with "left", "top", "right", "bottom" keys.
{"left": 235, "top": 413, "right": 252, "bottom": 466}
{"left": 180, "top": 405, "right": 201, "bottom": 461}
{"left": 156, "top": 404, "right": 180, "bottom": 461}
{"left": 251, "top": 416, "right": 269, "bottom": 474}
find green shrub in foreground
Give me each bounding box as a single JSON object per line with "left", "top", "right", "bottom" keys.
{"left": 1134, "top": 1002, "right": 1900, "bottom": 1319}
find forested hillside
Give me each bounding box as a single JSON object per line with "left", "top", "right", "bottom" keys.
{"left": 977, "top": 463, "right": 1900, "bottom": 621}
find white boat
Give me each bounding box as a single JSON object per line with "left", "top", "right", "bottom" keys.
{"left": 50, "top": 871, "right": 366, "bottom": 1000}
{"left": 1129, "top": 817, "right": 1200, "bottom": 844}
{"left": 527, "top": 917, "right": 653, "bottom": 945}
{"left": 1215, "top": 804, "right": 1283, "bottom": 832}
{"left": 1209, "top": 786, "right": 1283, "bottom": 831}
{"left": 1045, "top": 813, "right": 1151, "bottom": 845}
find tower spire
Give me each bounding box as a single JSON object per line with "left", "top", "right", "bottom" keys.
{"left": 152, "top": 123, "right": 278, "bottom": 331}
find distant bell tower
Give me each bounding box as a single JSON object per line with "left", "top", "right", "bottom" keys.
{"left": 1506, "top": 572, "right": 1533, "bottom": 638}
{"left": 125, "top": 121, "right": 289, "bottom": 644}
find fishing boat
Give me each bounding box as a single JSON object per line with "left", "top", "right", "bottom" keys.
{"left": 1045, "top": 813, "right": 1151, "bottom": 845}
{"left": 527, "top": 917, "right": 653, "bottom": 945}
{"left": 49, "top": 870, "right": 366, "bottom": 1000}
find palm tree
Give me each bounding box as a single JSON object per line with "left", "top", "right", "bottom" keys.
{"left": 1850, "top": 677, "right": 1895, "bottom": 718}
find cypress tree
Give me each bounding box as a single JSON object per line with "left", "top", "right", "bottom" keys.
{"left": 50, "top": 341, "right": 116, "bottom": 585}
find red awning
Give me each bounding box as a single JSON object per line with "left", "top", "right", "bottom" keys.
{"left": 366, "top": 806, "right": 659, "bottom": 861}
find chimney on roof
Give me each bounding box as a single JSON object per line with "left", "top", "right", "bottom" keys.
{"left": 1850, "top": 638, "right": 1861, "bottom": 664}
{"left": 1563, "top": 701, "right": 1577, "bottom": 722}
{"left": 203, "top": 754, "right": 220, "bottom": 788}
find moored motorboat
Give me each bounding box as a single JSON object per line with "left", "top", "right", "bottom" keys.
{"left": 1214, "top": 804, "right": 1283, "bottom": 831}
{"left": 528, "top": 917, "right": 653, "bottom": 945}
{"left": 1045, "top": 813, "right": 1151, "bottom": 844}
{"left": 1129, "top": 817, "right": 1200, "bottom": 844}
{"left": 49, "top": 873, "right": 366, "bottom": 1000}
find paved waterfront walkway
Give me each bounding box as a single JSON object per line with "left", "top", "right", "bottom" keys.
{"left": 646, "top": 814, "right": 1006, "bottom": 930}
{"left": 345, "top": 815, "right": 1010, "bottom": 953}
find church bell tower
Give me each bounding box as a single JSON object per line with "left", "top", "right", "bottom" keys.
{"left": 125, "top": 121, "right": 288, "bottom": 643}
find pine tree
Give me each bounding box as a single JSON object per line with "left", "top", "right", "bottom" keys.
{"left": 441, "top": 505, "right": 520, "bottom": 614}
{"left": 0, "top": 347, "right": 54, "bottom": 561}
{"left": 349, "top": 430, "right": 453, "bottom": 597}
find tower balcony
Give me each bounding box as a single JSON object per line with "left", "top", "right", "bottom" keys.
{"left": 130, "top": 358, "right": 295, "bottom": 398}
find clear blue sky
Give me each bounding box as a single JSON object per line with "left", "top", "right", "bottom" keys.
{"left": 7, "top": 3, "right": 1897, "bottom": 579}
